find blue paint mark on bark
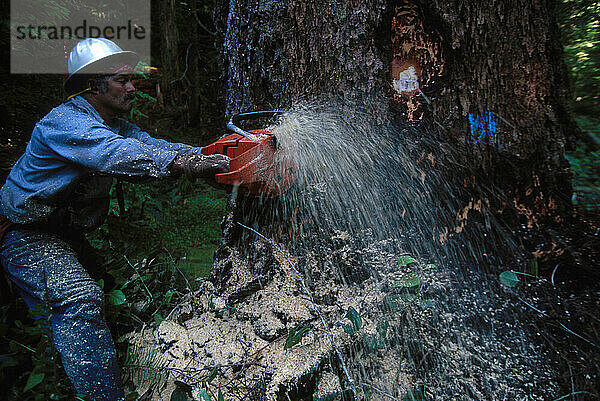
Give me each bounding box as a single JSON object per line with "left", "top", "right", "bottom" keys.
{"left": 469, "top": 112, "right": 498, "bottom": 143}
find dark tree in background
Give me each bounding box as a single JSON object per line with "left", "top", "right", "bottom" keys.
{"left": 214, "top": 0, "right": 579, "bottom": 243}
{"left": 558, "top": 0, "right": 600, "bottom": 211}
{"left": 153, "top": 0, "right": 225, "bottom": 131}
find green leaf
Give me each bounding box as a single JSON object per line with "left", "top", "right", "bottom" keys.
{"left": 170, "top": 386, "right": 188, "bottom": 401}
{"left": 399, "top": 293, "right": 417, "bottom": 302}
{"left": 8, "top": 340, "right": 19, "bottom": 353}
{"left": 398, "top": 255, "right": 418, "bottom": 267}
{"left": 107, "top": 289, "right": 126, "bottom": 305}
{"left": 499, "top": 270, "right": 520, "bottom": 287}
{"left": 303, "top": 358, "right": 324, "bottom": 376}
{"left": 154, "top": 313, "right": 164, "bottom": 325}
{"left": 24, "top": 372, "right": 45, "bottom": 392}
{"left": 218, "top": 389, "right": 225, "bottom": 401}
{"left": 393, "top": 273, "right": 421, "bottom": 288}
{"left": 384, "top": 295, "right": 401, "bottom": 311}
{"left": 530, "top": 258, "right": 539, "bottom": 277}
{"left": 97, "top": 278, "right": 104, "bottom": 290}
{"left": 314, "top": 390, "right": 340, "bottom": 401}
{"left": 418, "top": 299, "right": 434, "bottom": 308}
{"left": 339, "top": 306, "right": 362, "bottom": 335}
{"left": 198, "top": 389, "right": 212, "bottom": 401}
{"left": 165, "top": 289, "right": 174, "bottom": 303}
{"left": 207, "top": 367, "right": 219, "bottom": 383}
{"left": 402, "top": 390, "right": 425, "bottom": 401}
{"left": 363, "top": 333, "right": 386, "bottom": 351}
{"left": 125, "top": 391, "right": 140, "bottom": 401}
{"left": 285, "top": 324, "right": 312, "bottom": 349}
{"left": 377, "top": 321, "right": 389, "bottom": 338}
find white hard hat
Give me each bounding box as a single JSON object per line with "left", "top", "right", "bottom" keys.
{"left": 65, "top": 38, "right": 139, "bottom": 86}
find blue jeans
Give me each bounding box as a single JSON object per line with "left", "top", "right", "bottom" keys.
{"left": 0, "top": 226, "right": 125, "bottom": 400}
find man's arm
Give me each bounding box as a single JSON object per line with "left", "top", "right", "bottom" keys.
{"left": 43, "top": 120, "right": 182, "bottom": 179}
{"left": 115, "top": 119, "right": 229, "bottom": 179}
{"left": 118, "top": 119, "right": 203, "bottom": 155}
{"left": 41, "top": 118, "right": 228, "bottom": 181}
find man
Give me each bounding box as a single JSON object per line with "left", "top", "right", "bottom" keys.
{"left": 0, "top": 38, "right": 229, "bottom": 400}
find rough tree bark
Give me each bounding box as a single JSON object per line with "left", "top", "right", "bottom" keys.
{"left": 205, "top": 0, "right": 577, "bottom": 397}
{"left": 125, "top": 2, "right": 585, "bottom": 400}
{"left": 214, "top": 0, "right": 577, "bottom": 233}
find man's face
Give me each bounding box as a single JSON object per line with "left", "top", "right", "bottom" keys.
{"left": 94, "top": 71, "right": 136, "bottom": 116}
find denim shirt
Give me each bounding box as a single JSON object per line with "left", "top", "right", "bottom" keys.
{"left": 0, "top": 96, "right": 200, "bottom": 231}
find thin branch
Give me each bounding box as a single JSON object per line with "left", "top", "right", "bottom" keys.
{"left": 170, "top": 43, "right": 192, "bottom": 84}
{"left": 557, "top": 322, "right": 600, "bottom": 349}
{"left": 162, "top": 246, "right": 193, "bottom": 292}
{"left": 195, "top": 14, "right": 216, "bottom": 36}
{"left": 513, "top": 293, "right": 548, "bottom": 316}
{"left": 509, "top": 289, "right": 600, "bottom": 349}
{"left": 417, "top": 87, "right": 432, "bottom": 105}
{"left": 490, "top": 111, "right": 516, "bottom": 130}
{"left": 552, "top": 391, "right": 594, "bottom": 401}
{"left": 124, "top": 255, "right": 154, "bottom": 301}
{"left": 551, "top": 264, "right": 560, "bottom": 286}
{"left": 361, "top": 383, "right": 400, "bottom": 400}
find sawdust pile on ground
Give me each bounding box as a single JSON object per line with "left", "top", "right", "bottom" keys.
{"left": 124, "top": 233, "right": 561, "bottom": 400}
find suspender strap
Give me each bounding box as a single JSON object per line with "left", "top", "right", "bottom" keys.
{"left": 0, "top": 215, "right": 13, "bottom": 243}
{"left": 116, "top": 180, "right": 126, "bottom": 216}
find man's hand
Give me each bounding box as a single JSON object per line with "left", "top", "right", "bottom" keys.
{"left": 170, "top": 152, "right": 230, "bottom": 180}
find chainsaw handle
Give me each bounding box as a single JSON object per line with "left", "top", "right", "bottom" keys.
{"left": 226, "top": 110, "right": 285, "bottom": 141}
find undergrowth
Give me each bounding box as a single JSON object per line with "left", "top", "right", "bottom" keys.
{"left": 567, "top": 115, "right": 600, "bottom": 213}
{"left": 0, "top": 178, "right": 227, "bottom": 400}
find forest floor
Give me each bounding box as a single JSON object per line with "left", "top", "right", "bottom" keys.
{"left": 116, "top": 212, "right": 600, "bottom": 401}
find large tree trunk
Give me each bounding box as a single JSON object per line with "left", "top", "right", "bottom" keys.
{"left": 214, "top": 0, "right": 577, "bottom": 229}
{"left": 126, "top": 2, "right": 591, "bottom": 400}
{"left": 208, "top": 0, "right": 579, "bottom": 397}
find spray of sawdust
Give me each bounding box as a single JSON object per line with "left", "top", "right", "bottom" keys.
{"left": 264, "top": 100, "right": 514, "bottom": 269}
{"left": 128, "top": 100, "right": 560, "bottom": 400}
{"left": 228, "top": 100, "right": 558, "bottom": 399}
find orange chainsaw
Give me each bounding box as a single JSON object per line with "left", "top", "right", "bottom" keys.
{"left": 201, "top": 111, "right": 296, "bottom": 196}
